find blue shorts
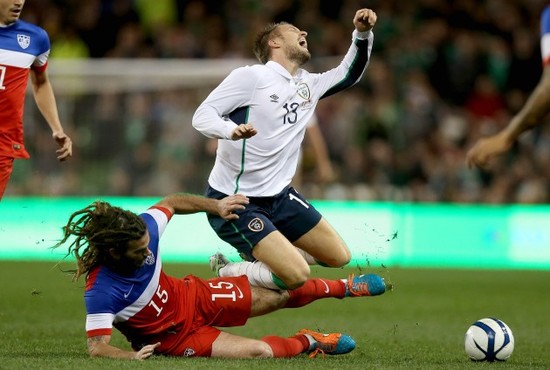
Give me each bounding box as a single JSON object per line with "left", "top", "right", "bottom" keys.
{"left": 206, "top": 186, "right": 322, "bottom": 261}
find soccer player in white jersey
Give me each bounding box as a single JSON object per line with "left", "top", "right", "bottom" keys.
{"left": 467, "top": 4, "right": 550, "bottom": 168}
{"left": 54, "top": 192, "right": 387, "bottom": 359}
{"left": 192, "top": 9, "right": 381, "bottom": 292}
{"left": 0, "top": 0, "right": 72, "bottom": 199}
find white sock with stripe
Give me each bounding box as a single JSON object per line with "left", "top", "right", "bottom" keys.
{"left": 218, "top": 260, "right": 284, "bottom": 290}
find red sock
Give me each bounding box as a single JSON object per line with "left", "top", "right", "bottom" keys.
{"left": 284, "top": 278, "right": 346, "bottom": 308}
{"left": 261, "top": 335, "right": 309, "bottom": 357}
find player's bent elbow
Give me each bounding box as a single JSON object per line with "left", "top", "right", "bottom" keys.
{"left": 87, "top": 339, "right": 112, "bottom": 358}
{"left": 191, "top": 110, "right": 202, "bottom": 130}
{"left": 87, "top": 342, "right": 110, "bottom": 358}
{"left": 88, "top": 346, "right": 101, "bottom": 358}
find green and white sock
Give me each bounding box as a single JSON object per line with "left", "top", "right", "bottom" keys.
{"left": 218, "top": 260, "right": 287, "bottom": 290}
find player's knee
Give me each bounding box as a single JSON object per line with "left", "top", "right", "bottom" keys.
{"left": 248, "top": 341, "right": 274, "bottom": 358}
{"left": 331, "top": 252, "right": 351, "bottom": 267}
{"left": 321, "top": 245, "right": 351, "bottom": 267}
{"left": 318, "top": 255, "right": 350, "bottom": 268}
{"left": 281, "top": 265, "right": 310, "bottom": 290}
{"left": 284, "top": 278, "right": 306, "bottom": 290}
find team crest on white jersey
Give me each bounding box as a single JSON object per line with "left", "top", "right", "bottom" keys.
{"left": 297, "top": 83, "right": 310, "bottom": 100}
{"left": 144, "top": 254, "right": 155, "bottom": 265}
{"left": 17, "top": 34, "right": 30, "bottom": 49}
{"left": 248, "top": 218, "right": 264, "bottom": 232}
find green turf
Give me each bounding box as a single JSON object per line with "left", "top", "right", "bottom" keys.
{"left": 0, "top": 261, "right": 548, "bottom": 370}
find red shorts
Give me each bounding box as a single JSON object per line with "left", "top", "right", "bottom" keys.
{"left": 161, "top": 275, "right": 252, "bottom": 357}
{"left": 0, "top": 156, "right": 14, "bottom": 199}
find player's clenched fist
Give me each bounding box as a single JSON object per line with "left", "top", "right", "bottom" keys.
{"left": 354, "top": 9, "right": 377, "bottom": 32}
{"left": 231, "top": 123, "right": 258, "bottom": 140}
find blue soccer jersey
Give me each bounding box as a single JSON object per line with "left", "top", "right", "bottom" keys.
{"left": 84, "top": 207, "right": 195, "bottom": 351}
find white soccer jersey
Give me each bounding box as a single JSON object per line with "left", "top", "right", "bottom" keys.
{"left": 192, "top": 30, "right": 374, "bottom": 196}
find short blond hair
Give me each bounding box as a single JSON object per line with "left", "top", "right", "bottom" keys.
{"left": 252, "top": 22, "right": 289, "bottom": 64}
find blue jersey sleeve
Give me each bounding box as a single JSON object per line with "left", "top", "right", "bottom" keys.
{"left": 541, "top": 6, "right": 550, "bottom": 36}
{"left": 140, "top": 212, "right": 160, "bottom": 257}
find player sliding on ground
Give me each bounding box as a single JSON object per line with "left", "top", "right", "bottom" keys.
{"left": 53, "top": 192, "right": 387, "bottom": 360}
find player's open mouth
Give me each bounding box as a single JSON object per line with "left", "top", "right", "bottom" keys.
{"left": 299, "top": 39, "right": 307, "bottom": 48}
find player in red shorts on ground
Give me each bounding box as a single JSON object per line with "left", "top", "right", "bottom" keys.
{"left": 54, "top": 192, "right": 387, "bottom": 360}
{"left": 0, "top": 0, "right": 72, "bottom": 199}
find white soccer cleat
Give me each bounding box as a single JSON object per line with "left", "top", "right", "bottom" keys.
{"left": 209, "top": 253, "right": 230, "bottom": 277}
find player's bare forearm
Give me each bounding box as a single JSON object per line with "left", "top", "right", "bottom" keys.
{"left": 87, "top": 335, "right": 158, "bottom": 360}
{"left": 466, "top": 66, "right": 550, "bottom": 169}
{"left": 31, "top": 69, "right": 73, "bottom": 160}
{"left": 505, "top": 67, "right": 550, "bottom": 140}
{"left": 31, "top": 70, "right": 64, "bottom": 134}
{"left": 156, "top": 193, "right": 248, "bottom": 219}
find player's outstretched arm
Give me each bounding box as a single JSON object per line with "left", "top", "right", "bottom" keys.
{"left": 467, "top": 65, "right": 550, "bottom": 168}
{"left": 155, "top": 193, "right": 249, "bottom": 220}
{"left": 87, "top": 335, "right": 160, "bottom": 360}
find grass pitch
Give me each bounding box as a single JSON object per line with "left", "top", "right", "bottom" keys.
{"left": 0, "top": 261, "right": 548, "bottom": 370}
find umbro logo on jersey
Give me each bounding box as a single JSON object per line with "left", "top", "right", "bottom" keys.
{"left": 269, "top": 94, "right": 279, "bottom": 102}
{"left": 17, "top": 34, "right": 30, "bottom": 49}
{"left": 248, "top": 217, "right": 264, "bottom": 232}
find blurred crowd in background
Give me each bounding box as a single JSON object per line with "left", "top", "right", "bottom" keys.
{"left": 8, "top": 0, "right": 550, "bottom": 203}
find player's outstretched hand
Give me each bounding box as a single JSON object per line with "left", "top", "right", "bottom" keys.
{"left": 218, "top": 194, "right": 249, "bottom": 220}
{"left": 53, "top": 131, "right": 73, "bottom": 161}
{"left": 466, "top": 132, "right": 513, "bottom": 169}
{"left": 134, "top": 342, "right": 160, "bottom": 360}
{"left": 354, "top": 8, "right": 377, "bottom": 32}
{"left": 231, "top": 123, "right": 257, "bottom": 140}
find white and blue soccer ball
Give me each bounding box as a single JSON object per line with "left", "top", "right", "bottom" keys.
{"left": 464, "top": 318, "right": 515, "bottom": 362}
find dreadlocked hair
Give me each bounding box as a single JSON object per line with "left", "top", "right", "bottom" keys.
{"left": 253, "top": 21, "right": 289, "bottom": 64}
{"left": 53, "top": 201, "right": 146, "bottom": 281}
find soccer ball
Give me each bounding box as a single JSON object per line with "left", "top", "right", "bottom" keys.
{"left": 464, "top": 318, "right": 514, "bottom": 362}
